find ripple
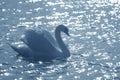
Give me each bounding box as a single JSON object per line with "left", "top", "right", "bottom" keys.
{"left": 0, "top": 0, "right": 120, "bottom": 79}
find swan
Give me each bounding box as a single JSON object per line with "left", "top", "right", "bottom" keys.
{"left": 10, "top": 25, "right": 70, "bottom": 62}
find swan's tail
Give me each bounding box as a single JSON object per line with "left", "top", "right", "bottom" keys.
{"left": 10, "top": 44, "right": 19, "bottom": 53}
{"left": 10, "top": 44, "right": 30, "bottom": 57}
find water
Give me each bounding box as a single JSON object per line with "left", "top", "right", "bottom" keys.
{"left": 0, "top": 0, "right": 120, "bottom": 80}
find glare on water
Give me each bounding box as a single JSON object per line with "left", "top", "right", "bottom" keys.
{"left": 0, "top": 0, "right": 120, "bottom": 80}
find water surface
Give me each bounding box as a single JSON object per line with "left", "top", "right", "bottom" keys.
{"left": 0, "top": 0, "right": 120, "bottom": 80}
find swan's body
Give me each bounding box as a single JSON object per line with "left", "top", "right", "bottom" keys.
{"left": 11, "top": 25, "right": 70, "bottom": 62}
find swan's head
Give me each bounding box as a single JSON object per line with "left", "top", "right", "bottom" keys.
{"left": 58, "top": 25, "right": 70, "bottom": 36}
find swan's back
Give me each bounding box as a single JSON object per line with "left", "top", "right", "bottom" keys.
{"left": 24, "top": 30, "right": 57, "bottom": 54}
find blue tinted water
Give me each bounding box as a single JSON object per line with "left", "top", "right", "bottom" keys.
{"left": 0, "top": 0, "right": 120, "bottom": 80}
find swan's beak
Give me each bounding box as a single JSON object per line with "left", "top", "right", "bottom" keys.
{"left": 67, "top": 32, "right": 70, "bottom": 36}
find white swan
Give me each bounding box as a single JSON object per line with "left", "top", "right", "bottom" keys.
{"left": 10, "top": 25, "right": 70, "bottom": 62}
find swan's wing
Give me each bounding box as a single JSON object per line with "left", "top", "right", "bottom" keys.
{"left": 40, "top": 30, "right": 60, "bottom": 50}
{"left": 23, "top": 30, "right": 57, "bottom": 53}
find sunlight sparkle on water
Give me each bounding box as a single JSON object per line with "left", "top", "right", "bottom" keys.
{"left": 109, "top": 0, "right": 120, "bottom": 3}
{"left": 28, "top": 0, "right": 41, "bottom": 3}
{"left": 0, "top": 0, "right": 120, "bottom": 80}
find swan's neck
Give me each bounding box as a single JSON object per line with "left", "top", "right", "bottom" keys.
{"left": 55, "top": 28, "right": 70, "bottom": 57}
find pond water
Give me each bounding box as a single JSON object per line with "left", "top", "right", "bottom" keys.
{"left": 0, "top": 0, "right": 120, "bottom": 80}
